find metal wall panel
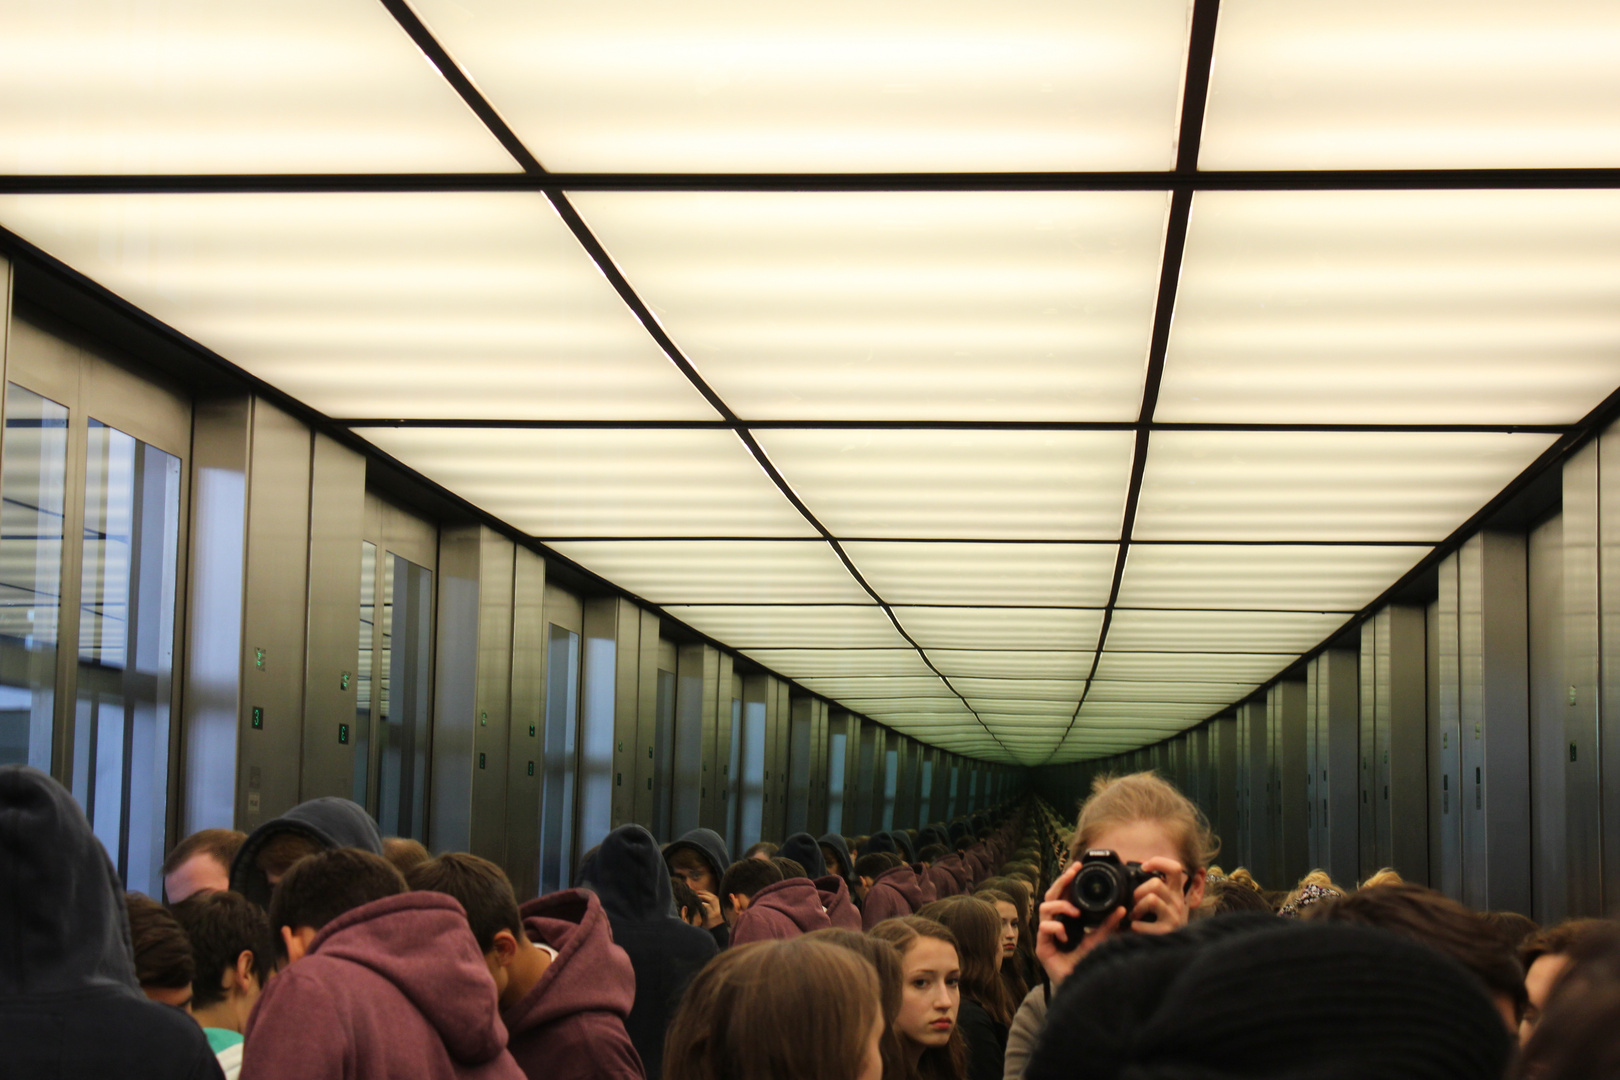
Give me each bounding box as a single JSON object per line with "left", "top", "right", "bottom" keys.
{"left": 1310, "top": 650, "right": 1360, "bottom": 885}
{"left": 1528, "top": 512, "right": 1569, "bottom": 923}
{"left": 770, "top": 678, "right": 792, "bottom": 841}
{"left": 1435, "top": 553, "right": 1464, "bottom": 899}
{"left": 1426, "top": 602, "right": 1444, "bottom": 890}
{"left": 504, "top": 547, "right": 546, "bottom": 900}
{"left": 1601, "top": 424, "right": 1620, "bottom": 908}
{"left": 854, "top": 717, "right": 879, "bottom": 835}
{"left": 673, "top": 643, "right": 713, "bottom": 840}
{"left": 582, "top": 595, "right": 638, "bottom": 832}
{"left": 299, "top": 435, "right": 365, "bottom": 802}
{"left": 1564, "top": 440, "right": 1604, "bottom": 914}
{"left": 237, "top": 401, "right": 312, "bottom": 830}
{"left": 1243, "top": 699, "right": 1271, "bottom": 883}
{"left": 1386, "top": 606, "right": 1430, "bottom": 883}
{"left": 1190, "top": 725, "right": 1210, "bottom": 820}
{"left": 1231, "top": 707, "right": 1249, "bottom": 868}
{"left": 1359, "top": 624, "right": 1378, "bottom": 879}
{"left": 471, "top": 532, "right": 514, "bottom": 863}
{"left": 1458, "top": 532, "right": 1533, "bottom": 914}
{"left": 1270, "top": 682, "right": 1308, "bottom": 885}
{"left": 631, "top": 610, "right": 660, "bottom": 827}
{"left": 705, "top": 654, "right": 735, "bottom": 835}
{"left": 787, "top": 693, "right": 815, "bottom": 836}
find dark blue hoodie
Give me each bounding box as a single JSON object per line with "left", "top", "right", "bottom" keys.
{"left": 580, "top": 824, "right": 717, "bottom": 1080}
{"left": 1, "top": 766, "right": 223, "bottom": 1080}
{"left": 777, "top": 832, "right": 827, "bottom": 879}
{"left": 229, "top": 796, "right": 384, "bottom": 907}
{"left": 664, "top": 826, "right": 733, "bottom": 951}
{"left": 888, "top": 830, "right": 917, "bottom": 863}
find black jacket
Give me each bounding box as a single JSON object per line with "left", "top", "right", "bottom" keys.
{"left": 777, "top": 832, "right": 827, "bottom": 878}
{"left": 0, "top": 766, "right": 224, "bottom": 1080}
{"left": 229, "top": 796, "right": 384, "bottom": 907}
{"left": 958, "top": 996, "right": 1009, "bottom": 1080}
{"left": 664, "top": 826, "right": 734, "bottom": 951}
{"left": 581, "top": 824, "right": 717, "bottom": 1080}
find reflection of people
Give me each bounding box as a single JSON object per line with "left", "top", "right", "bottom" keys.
{"left": 869, "top": 916, "right": 968, "bottom": 1080}
{"left": 664, "top": 828, "right": 731, "bottom": 949}
{"left": 170, "top": 890, "right": 277, "bottom": 1080}
{"left": 1, "top": 765, "right": 222, "bottom": 1080}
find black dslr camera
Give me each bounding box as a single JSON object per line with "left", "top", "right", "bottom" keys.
{"left": 1053, "top": 849, "right": 1164, "bottom": 952}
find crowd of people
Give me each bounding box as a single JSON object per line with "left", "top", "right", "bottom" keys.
{"left": 2, "top": 760, "right": 1614, "bottom": 1079}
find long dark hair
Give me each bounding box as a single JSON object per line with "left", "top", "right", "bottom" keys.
{"left": 973, "top": 886, "right": 1029, "bottom": 1004}
{"left": 868, "top": 917, "right": 968, "bottom": 1080}
{"left": 808, "top": 929, "right": 909, "bottom": 1080}
{"left": 917, "top": 896, "right": 1017, "bottom": 1028}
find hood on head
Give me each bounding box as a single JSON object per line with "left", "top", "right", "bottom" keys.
{"left": 777, "top": 833, "right": 826, "bottom": 878}
{"left": 818, "top": 833, "right": 854, "bottom": 879}
{"left": 750, "top": 878, "right": 834, "bottom": 935}
{"left": 949, "top": 822, "right": 969, "bottom": 843}
{"left": 230, "top": 797, "right": 383, "bottom": 907}
{"left": 0, "top": 766, "right": 139, "bottom": 997}
{"left": 312, "top": 891, "right": 509, "bottom": 1065}
{"left": 664, "top": 828, "right": 730, "bottom": 886}
{"left": 876, "top": 864, "right": 924, "bottom": 908}
{"left": 816, "top": 875, "right": 863, "bottom": 931}
{"left": 580, "top": 824, "right": 678, "bottom": 922}
{"left": 510, "top": 889, "right": 636, "bottom": 1030}
{"left": 888, "top": 831, "right": 916, "bottom": 863}
{"left": 862, "top": 832, "right": 898, "bottom": 857}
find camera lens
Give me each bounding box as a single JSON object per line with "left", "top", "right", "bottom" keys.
{"left": 1075, "top": 866, "right": 1118, "bottom": 910}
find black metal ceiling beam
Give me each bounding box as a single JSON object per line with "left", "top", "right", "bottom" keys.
{"left": 375, "top": 0, "right": 1015, "bottom": 759}
{"left": 335, "top": 417, "right": 1571, "bottom": 435}
{"left": 1045, "top": 0, "right": 1222, "bottom": 765}
{"left": 6, "top": 167, "right": 1620, "bottom": 194}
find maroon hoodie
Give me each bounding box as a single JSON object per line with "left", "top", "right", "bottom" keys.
{"left": 911, "top": 864, "right": 939, "bottom": 904}
{"left": 732, "top": 877, "right": 832, "bottom": 944}
{"left": 506, "top": 890, "right": 644, "bottom": 1080}
{"left": 937, "top": 853, "right": 975, "bottom": 893}
{"left": 861, "top": 864, "right": 925, "bottom": 930}
{"left": 923, "top": 862, "right": 962, "bottom": 899}
{"left": 242, "top": 892, "right": 524, "bottom": 1080}
{"left": 816, "top": 875, "right": 863, "bottom": 932}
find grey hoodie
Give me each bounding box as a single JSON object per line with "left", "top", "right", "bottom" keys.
{"left": 229, "top": 796, "right": 384, "bottom": 907}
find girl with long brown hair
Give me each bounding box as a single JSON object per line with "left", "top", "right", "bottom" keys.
{"left": 917, "top": 897, "right": 1015, "bottom": 1080}
{"left": 664, "top": 936, "right": 884, "bottom": 1080}
{"left": 868, "top": 917, "right": 967, "bottom": 1080}
{"left": 808, "top": 929, "right": 909, "bottom": 1080}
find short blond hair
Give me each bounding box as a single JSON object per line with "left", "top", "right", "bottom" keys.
{"left": 1070, "top": 772, "right": 1218, "bottom": 873}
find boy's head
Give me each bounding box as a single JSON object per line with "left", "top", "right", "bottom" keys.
{"left": 666, "top": 844, "right": 719, "bottom": 896}
{"left": 169, "top": 888, "right": 276, "bottom": 1029}
{"left": 125, "top": 892, "right": 195, "bottom": 1011}
{"left": 268, "top": 847, "right": 406, "bottom": 965}
{"left": 670, "top": 875, "right": 706, "bottom": 927}
{"left": 918, "top": 844, "right": 948, "bottom": 866}
{"left": 719, "top": 858, "right": 783, "bottom": 926}
{"left": 161, "top": 828, "right": 246, "bottom": 904}
{"left": 405, "top": 852, "right": 529, "bottom": 997}
{"left": 853, "top": 853, "right": 896, "bottom": 900}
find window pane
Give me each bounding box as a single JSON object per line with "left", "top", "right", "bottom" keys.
{"left": 0, "top": 385, "right": 68, "bottom": 773}
{"left": 376, "top": 553, "right": 432, "bottom": 842}
{"left": 739, "top": 700, "right": 767, "bottom": 850}
{"left": 539, "top": 623, "right": 579, "bottom": 895}
{"left": 881, "top": 749, "right": 899, "bottom": 831}
{"left": 826, "top": 731, "right": 847, "bottom": 837}
{"left": 73, "top": 419, "right": 182, "bottom": 896}
{"left": 651, "top": 667, "right": 676, "bottom": 842}
{"left": 353, "top": 541, "right": 376, "bottom": 805}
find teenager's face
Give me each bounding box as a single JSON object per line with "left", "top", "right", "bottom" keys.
{"left": 1088, "top": 820, "right": 1205, "bottom": 909}
{"left": 856, "top": 1005, "right": 885, "bottom": 1080}
{"left": 1521, "top": 953, "right": 1570, "bottom": 1046}
{"left": 667, "top": 851, "right": 716, "bottom": 896}
{"left": 994, "top": 900, "right": 1019, "bottom": 958}
{"left": 820, "top": 845, "right": 843, "bottom": 875}
{"left": 896, "top": 937, "right": 959, "bottom": 1050}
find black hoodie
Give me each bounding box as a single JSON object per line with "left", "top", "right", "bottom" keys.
{"left": 818, "top": 832, "right": 855, "bottom": 882}
{"left": 580, "top": 824, "right": 717, "bottom": 1080}
{"left": 777, "top": 832, "right": 827, "bottom": 879}
{"left": 664, "top": 827, "right": 733, "bottom": 951}
{"left": 889, "top": 830, "right": 917, "bottom": 863}
{"left": 228, "top": 796, "right": 384, "bottom": 907}
{"left": 0, "top": 766, "right": 223, "bottom": 1080}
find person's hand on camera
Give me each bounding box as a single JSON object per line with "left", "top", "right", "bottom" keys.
{"left": 1037, "top": 861, "right": 1124, "bottom": 987}
{"left": 1126, "top": 857, "right": 1193, "bottom": 935}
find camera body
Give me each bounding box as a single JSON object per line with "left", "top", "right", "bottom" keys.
{"left": 1053, "top": 849, "right": 1164, "bottom": 951}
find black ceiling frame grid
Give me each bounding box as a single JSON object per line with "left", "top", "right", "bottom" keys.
{"left": 1041, "top": 0, "right": 1223, "bottom": 765}
{"left": 374, "top": 0, "right": 1021, "bottom": 760}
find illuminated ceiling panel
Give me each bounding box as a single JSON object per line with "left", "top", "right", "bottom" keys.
{"left": 411, "top": 0, "right": 1193, "bottom": 172}
{"left": 758, "top": 429, "right": 1135, "bottom": 539}
{"left": 661, "top": 605, "right": 905, "bottom": 648}
{"left": 929, "top": 652, "right": 1095, "bottom": 679}
{"left": 1117, "top": 544, "right": 1431, "bottom": 611}
{"left": 740, "top": 649, "right": 932, "bottom": 679}
{"left": 1106, "top": 609, "right": 1347, "bottom": 653}
{"left": 0, "top": 193, "right": 716, "bottom": 421}
{"left": 544, "top": 540, "right": 867, "bottom": 604}
{"left": 1134, "top": 431, "right": 1557, "bottom": 542}
{"left": 1159, "top": 191, "right": 1620, "bottom": 423}
{"left": 1092, "top": 652, "right": 1294, "bottom": 684}
{"left": 361, "top": 428, "right": 812, "bottom": 538}
{"left": 1201, "top": 0, "right": 1620, "bottom": 170}
{"left": 572, "top": 191, "right": 1169, "bottom": 420}
{"left": 792, "top": 677, "right": 960, "bottom": 699}
{"left": 844, "top": 542, "right": 1118, "bottom": 606}
{"left": 0, "top": 0, "right": 515, "bottom": 173}
{"left": 1087, "top": 681, "right": 1256, "bottom": 704}
{"left": 895, "top": 607, "right": 1104, "bottom": 651}
{"left": 950, "top": 678, "right": 1087, "bottom": 701}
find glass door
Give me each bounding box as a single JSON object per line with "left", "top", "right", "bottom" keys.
{"left": 0, "top": 314, "right": 190, "bottom": 896}
{"left": 354, "top": 493, "right": 437, "bottom": 842}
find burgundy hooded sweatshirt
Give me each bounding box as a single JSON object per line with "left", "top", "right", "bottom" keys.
{"left": 923, "top": 862, "right": 962, "bottom": 899}
{"left": 816, "top": 875, "right": 863, "bottom": 932}
{"left": 936, "top": 853, "right": 975, "bottom": 893}
{"left": 732, "top": 877, "right": 833, "bottom": 944}
{"left": 912, "top": 864, "right": 939, "bottom": 904}
{"left": 861, "top": 864, "right": 925, "bottom": 930}
{"left": 506, "top": 890, "right": 644, "bottom": 1080}
{"left": 241, "top": 892, "right": 524, "bottom": 1080}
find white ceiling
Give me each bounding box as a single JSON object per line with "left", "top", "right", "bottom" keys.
{"left": 3, "top": 0, "right": 1619, "bottom": 765}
